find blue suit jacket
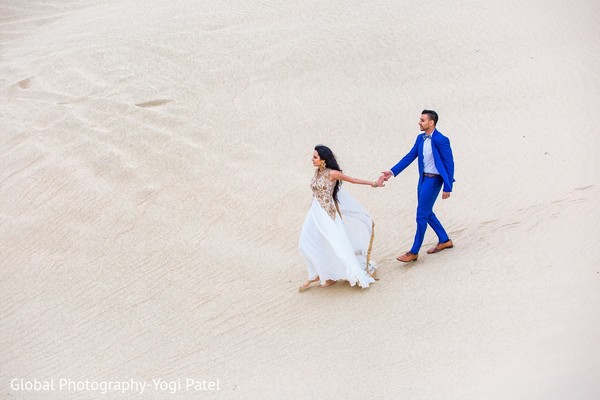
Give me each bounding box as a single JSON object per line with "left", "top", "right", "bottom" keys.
{"left": 390, "top": 129, "right": 455, "bottom": 192}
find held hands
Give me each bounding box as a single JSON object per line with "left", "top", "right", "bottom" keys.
{"left": 368, "top": 171, "right": 391, "bottom": 188}
{"left": 370, "top": 171, "right": 392, "bottom": 188}
{"left": 376, "top": 170, "right": 392, "bottom": 187}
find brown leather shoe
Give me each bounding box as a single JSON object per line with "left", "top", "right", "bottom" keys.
{"left": 427, "top": 240, "right": 454, "bottom": 254}
{"left": 396, "top": 252, "right": 418, "bottom": 262}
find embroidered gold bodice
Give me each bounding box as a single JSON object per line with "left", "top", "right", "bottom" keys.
{"left": 311, "top": 168, "right": 338, "bottom": 219}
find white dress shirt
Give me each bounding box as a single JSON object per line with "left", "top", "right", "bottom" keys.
{"left": 423, "top": 133, "right": 440, "bottom": 174}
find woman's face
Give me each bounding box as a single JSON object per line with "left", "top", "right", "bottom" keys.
{"left": 312, "top": 150, "right": 321, "bottom": 168}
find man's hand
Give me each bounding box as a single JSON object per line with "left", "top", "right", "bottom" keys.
{"left": 379, "top": 170, "right": 393, "bottom": 181}
{"left": 442, "top": 192, "right": 451, "bottom": 199}
{"left": 375, "top": 171, "right": 392, "bottom": 187}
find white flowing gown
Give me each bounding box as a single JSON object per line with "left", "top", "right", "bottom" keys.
{"left": 299, "top": 168, "right": 376, "bottom": 288}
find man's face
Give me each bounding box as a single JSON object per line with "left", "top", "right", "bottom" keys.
{"left": 419, "top": 114, "right": 433, "bottom": 132}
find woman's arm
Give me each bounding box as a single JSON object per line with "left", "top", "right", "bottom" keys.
{"left": 329, "top": 170, "right": 378, "bottom": 187}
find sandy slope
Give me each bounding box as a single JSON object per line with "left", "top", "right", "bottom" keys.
{"left": 1, "top": 1, "right": 599, "bottom": 399}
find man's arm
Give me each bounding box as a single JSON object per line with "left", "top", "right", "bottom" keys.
{"left": 437, "top": 136, "right": 454, "bottom": 193}
{"left": 390, "top": 139, "right": 419, "bottom": 177}
{"left": 378, "top": 137, "right": 419, "bottom": 185}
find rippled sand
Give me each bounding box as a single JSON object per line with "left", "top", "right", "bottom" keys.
{"left": 1, "top": 1, "right": 599, "bottom": 398}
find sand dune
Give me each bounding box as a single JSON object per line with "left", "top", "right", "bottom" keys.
{"left": 1, "top": 0, "right": 599, "bottom": 399}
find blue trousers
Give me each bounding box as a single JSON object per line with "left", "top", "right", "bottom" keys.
{"left": 410, "top": 175, "right": 450, "bottom": 254}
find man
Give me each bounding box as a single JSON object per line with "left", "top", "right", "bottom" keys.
{"left": 378, "top": 110, "right": 455, "bottom": 262}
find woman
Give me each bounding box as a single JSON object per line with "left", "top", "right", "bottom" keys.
{"left": 298, "top": 145, "right": 380, "bottom": 291}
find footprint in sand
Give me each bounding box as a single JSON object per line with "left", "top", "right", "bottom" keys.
{"left": 135, "top": 99, "right": 173, "bottom": 108}
{"left": 17, "top": 77, "right": 33, "bottom": 89}
{"left": 481, "top": 219, "right": 498, "bottom": 225}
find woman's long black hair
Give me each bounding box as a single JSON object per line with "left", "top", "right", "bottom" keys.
{"left": 315, "top": 145, "right": 342, "bottom": 203}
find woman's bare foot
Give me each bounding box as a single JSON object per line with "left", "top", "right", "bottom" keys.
{"left": 298, "top": 277, "right": 320, "bottom": 292}
{"left": 318, "top": 279, "right": 337, "bottom": 288}
{"left": 369, "top": 269, "right": 378, "bottom": 280}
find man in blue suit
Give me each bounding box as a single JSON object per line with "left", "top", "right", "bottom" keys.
{"left": 378, "top": 110, "right": 455, "bottom": 262}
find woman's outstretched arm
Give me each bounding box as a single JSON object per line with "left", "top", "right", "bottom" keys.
{"left": 329, "top": 170, "right": 381, "bottom": 187}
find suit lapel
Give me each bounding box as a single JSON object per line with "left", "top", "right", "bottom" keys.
{"left": 417, "top": 133, "right": 425, "bottom": 170}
